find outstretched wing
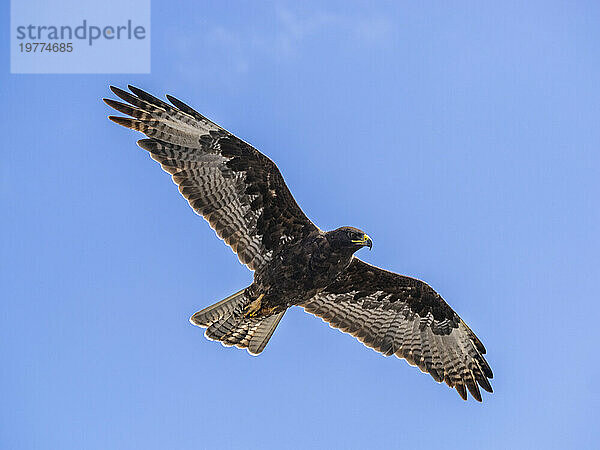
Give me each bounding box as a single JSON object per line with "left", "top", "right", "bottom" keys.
{"left": 301, "top": 258, "right": 493, "bottom": 401}
{"left": 104, "top": 86, "right": 318, "bottom": 271}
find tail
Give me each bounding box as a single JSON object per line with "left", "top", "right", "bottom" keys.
{"left": 189, "top": 288, "right": 285, "bottom": 355}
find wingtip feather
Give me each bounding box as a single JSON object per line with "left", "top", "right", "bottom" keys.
{"left": 108, "top": 115, "right": 135, "bottom": 128}
{"left": 110, "top": 85, "right": 129, "bottom": 98}
{"left": 127, "top": 84, "right": 141, "bottom": 94}
{"left": 104, "top": 98, "right": 134, "bottom": 116}
{"left": 136, "top": 138, "right": 155, "bottom": 151}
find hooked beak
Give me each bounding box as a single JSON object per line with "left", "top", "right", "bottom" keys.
{"left": 352, "top": 234, "right": 373, "bottom": 250}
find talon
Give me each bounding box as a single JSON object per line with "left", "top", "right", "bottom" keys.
{"left": 244, "top": 294, "right": 264, "bottom": 317}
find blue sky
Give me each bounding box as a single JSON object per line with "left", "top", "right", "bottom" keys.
{"left": 2, "top": 1, "right": 599, "bottom": 449}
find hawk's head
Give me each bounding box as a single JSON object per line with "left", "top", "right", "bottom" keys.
{"left": 329, "top": 227, "right": 373, "bottom": 252}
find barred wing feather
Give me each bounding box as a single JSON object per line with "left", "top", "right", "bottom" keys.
{"left": 302, "top": 258, "right": 493, "bottom": 401}
{"left": 104, "top": 86, "right": 317, "bottom": 271}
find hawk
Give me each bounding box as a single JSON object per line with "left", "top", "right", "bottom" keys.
{"left": 105, "top": 85, "right": 493, "bottom": 401}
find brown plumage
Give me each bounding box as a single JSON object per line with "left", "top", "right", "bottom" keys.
{"left": 105, "top": 85, "right": 493, "bottom": 401}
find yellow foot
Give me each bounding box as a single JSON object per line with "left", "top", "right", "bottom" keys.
{"left": 244, "top": 294, "right": 264, "bottom": 318}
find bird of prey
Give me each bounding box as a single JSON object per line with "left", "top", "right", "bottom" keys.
{"left": 104, "top": 85, "right": 493, "bottom": 401}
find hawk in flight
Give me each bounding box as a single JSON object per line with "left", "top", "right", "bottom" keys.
{"left": 105, "top": 86, "right": 493, "bottom": 401}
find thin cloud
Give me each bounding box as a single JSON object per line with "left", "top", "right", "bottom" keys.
{"left": 187, "top": 8, "right": 395, "bottom": 76}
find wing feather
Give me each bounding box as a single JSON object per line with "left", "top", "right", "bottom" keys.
{"left": 302, "top": 258, "right": 493, "bottom": 401}
{"left": 105, "top": 86, "right": 318, "bottom": 271}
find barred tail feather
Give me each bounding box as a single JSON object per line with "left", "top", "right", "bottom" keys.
{"left": 190, "top": 288, "right": 246, "bottom": 327}
{"left": 189, "top": 289, "right": 285, "bottom": 355}
{"left": 248, "top": 311, "right": 285, "bottom": 355}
